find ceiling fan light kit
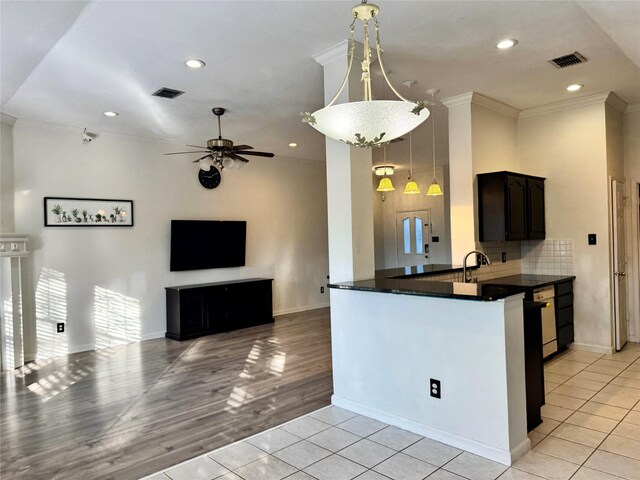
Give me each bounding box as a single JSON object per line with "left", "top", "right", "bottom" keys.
{"left": 165, "top": 107, "right": 274, "bottom": 189}
{"left": 300, "top": 0, "right": 430, "bottom": 148}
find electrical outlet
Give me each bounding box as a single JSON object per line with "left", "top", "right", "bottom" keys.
{"left": 588, "top": 234, "right": 597, "bottom": 245}
{"left": 321, "top": 286, "right": 325, "bottom": 294}
{"left": 430, "top": 378, "right": 441, "bottom": 399}
{"left": 502, "top": 252, "right": 507, "bottom": 263}
{"left": 56, "top": 323, "right": 65, "bottom": 333}
{"left": 477, "top": 253, "right": 489, "bottom": 265}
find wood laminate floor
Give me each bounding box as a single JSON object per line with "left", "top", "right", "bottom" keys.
{"left": 0, "top": 307, "right": 332, "bottom": 480}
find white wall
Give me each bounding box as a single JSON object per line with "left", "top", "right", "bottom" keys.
{"left": 471, "top": 101, "right": 519, "bottom": 175}
{"left": 10, "top": 120, "right": 329, "bottom": 357}
{"left": 518, "top": 101, "right": 612, "bottom": 350}
{"left": 1, "top": 117, "right": 15, "bottom": 232}
{"left": 331, "top": 289, "right": 528, "bottom": 465}
{"left": 444, "top": 93, "right": 520, "bottom": 265}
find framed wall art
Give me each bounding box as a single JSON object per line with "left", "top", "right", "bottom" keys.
{"left": 44, "top": 197, "right": 134, "bottom": 227}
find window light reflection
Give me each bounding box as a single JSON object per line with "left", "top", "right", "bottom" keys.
{"left": 35, "top": 268, "right": 68, "bottom": 360}
{"left": 94, "top": 286, "right": 141, "bottom": 348}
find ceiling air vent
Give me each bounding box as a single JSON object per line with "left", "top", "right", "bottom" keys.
{"left": 548, "top": 52, "right": 587, "bottom": 69}
{"left": 152, "top": 87, "right": 185, "bottom": 99}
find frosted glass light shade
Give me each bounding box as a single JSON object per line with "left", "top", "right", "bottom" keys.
{"left": 199, "top": 158, "right": 214, "bottom": 171}
{"left": 376, "top": 177, "right": 395, "bottom": 192}
{"left": 310, "top": 100, "right": 429, "bottom": 147}
{"left": 427, "top": 180, "right": 444, "bottom": 196}
{"left": 403, "top": 179, "right": 421, "bottom": 194}
{"left": 374, "top": 166, "right": 395, "bottom": 176}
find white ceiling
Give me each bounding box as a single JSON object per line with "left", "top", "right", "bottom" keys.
{"left": 2, "top": 1, "right": 639, "bottom": 170}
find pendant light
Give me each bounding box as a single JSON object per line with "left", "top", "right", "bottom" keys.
{"left": 403, "top": 81, "right": 420, "bottom": 194}
{"left": 376, "top": 145, "right": 395, "bottom": 192}
{"left": 426, "top": 88, "right": 444, "bottom": 196}
{"left": 300, "top": 1, "right": 430, "bottom": 148}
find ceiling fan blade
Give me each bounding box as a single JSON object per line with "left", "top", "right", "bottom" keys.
{"left": 165, "top": 151, "right": 210, "bottom": 155}
{"left": 235, "top": 150, "right": 274, "bottom": 157}
{"left": 192, "top": 154, "right": 213, "bottom": 163}
{"left": 228, "top": 153, "right": 250, "bottom": 163}
{"left": 233, "top": 144, "right": 254, "bottom": 150}
{"left": 186, "top": 144, "right": 209, "bottom": 149}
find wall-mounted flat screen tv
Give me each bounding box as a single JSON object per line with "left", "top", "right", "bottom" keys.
{"left": 170, "top": 220, "right": 246, "bottom": 271}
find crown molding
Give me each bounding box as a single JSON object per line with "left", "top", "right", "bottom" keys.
{"left": 470, "top": 93, "right": 520, "bottom": 118}
{"left": 604, "top": 92, "right": 627, "bottom": 113}
{"left": 441, "top": 92, "right": 474, "bottom": 108}
{"left": 624, "top": 103, "right": 640, "bottom": 114}
{"left": 440, "top": 92, "right": 519, "bottom": 118}
{"left": 0, "top": 112, "right": 16, "bottom": 125}
{"left": 519, "top": 92, "right": 611, "bottom": 119}
{"left": 313, "top": 40, "right": 366, "bottom": 66}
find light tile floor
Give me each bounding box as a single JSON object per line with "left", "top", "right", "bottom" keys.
{"left": 142, "top": 343, "right": 640, "bottom": 480}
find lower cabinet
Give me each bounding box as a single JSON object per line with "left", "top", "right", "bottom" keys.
{"left": 555, "top": 280, "right": 574, "bottom": 351}
{"left": 166, "top": 278, "right": 274, "bottom": 341}
{"left": 523, "top": 300, "right": 546, "bottom": 432}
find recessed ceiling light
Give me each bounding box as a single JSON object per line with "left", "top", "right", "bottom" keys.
{"left": 103, "top": 111, "right": 119, "bottom": 117}
{"left": 185, "top": 59, "right": 205, "bottom": 69}
{"left": 566, "top": 84, "right": 583, "bottom": 92}
{"left": 288, "top": 143, "right": 298, "bottom": 148}
{"left": 496, "top": 39, "right": 518, "bottom": 49}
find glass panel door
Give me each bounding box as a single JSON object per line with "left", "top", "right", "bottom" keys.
{"left": 395, "top": 209, "right": 431, "bottom": 267}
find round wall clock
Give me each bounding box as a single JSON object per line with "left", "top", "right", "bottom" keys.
{"left": 198, "top": 167, "right": 221, "bottom": 189}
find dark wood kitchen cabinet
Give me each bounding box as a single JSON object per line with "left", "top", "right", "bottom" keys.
{"left": 165, "top": 278, "right": 273, "bottom": 341}
{"left": 478, "top": 171, "right": 545, "bottom": 241}
{"left": 527, "top": 177, "right": 546, "bottom": 239}
{"left": 555, "top": 280, "right": 574, "bottom": 350}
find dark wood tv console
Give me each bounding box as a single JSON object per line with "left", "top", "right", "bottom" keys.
{"left": 165, "top": 278, "right": 274, "bottom": 341}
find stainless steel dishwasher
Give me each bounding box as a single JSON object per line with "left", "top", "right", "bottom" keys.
{"left": 534, "top": 286, "right": 557, "bottom": 358}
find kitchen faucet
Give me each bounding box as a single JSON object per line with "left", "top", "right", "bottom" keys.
{"left": 463, "top": 250, "right": 491, "bottom": 283}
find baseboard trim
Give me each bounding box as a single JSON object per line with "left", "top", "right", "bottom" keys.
{"left": 274, "top": 303, "right": 330, "bottom": 316}
{"left": 331, "top": 395, "right": 528, "bottom": 465}
{"left": 141, "top": 330, "right": 166, "bottom": 341}
{"left": 569, "top": 343, "right": 614, "bottom": 354}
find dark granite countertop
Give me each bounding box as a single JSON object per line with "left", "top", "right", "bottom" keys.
{"left": 375, "top": 263, "right": 471, "bottom": 279}
{"left": 479, "top": 274, "right": 575, "bottom": 289}
{"left": 328, "top": 278, "right": 527, "bottom": 302}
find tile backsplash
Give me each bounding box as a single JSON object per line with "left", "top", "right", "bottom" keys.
{"left": 521, "top": 239, "right": 574, "bottom": 276}
{"left": 412, "top": 238, "right": 574, "bottom": 282}
{"left": 474, "top": 241, "right": 522, "bottom": 281}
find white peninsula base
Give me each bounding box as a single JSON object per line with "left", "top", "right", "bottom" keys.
{"left": 330, "top": 288, "right": 530, "bottom": 465}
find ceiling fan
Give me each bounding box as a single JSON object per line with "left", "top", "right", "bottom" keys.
{"left": 165, "top": 107, "right": 275, "bottom": 188}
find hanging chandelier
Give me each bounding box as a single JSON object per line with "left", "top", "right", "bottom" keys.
{"left": 301, "top": 1, "right": 430, "bottom": 148}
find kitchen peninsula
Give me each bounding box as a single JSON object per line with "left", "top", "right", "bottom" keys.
{"left": 329, "top": 274, "right": 538, "bottom": 466}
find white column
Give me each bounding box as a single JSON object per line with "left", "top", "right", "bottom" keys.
{"left": 314, "top": 41, "right": 375, "bottom": 282}
{"left": 442, "top": 93, "right": 476, "bottom": 265}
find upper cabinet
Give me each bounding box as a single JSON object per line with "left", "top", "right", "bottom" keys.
{"left": 478, "top": 171, "right": 545, "bottom": 242}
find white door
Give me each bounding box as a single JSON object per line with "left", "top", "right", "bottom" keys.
{"left": 612, "top": 179, "right": 628, "bottom": 350}
{"left": 396, "top": 210, "right": 431, "bottom": 267}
